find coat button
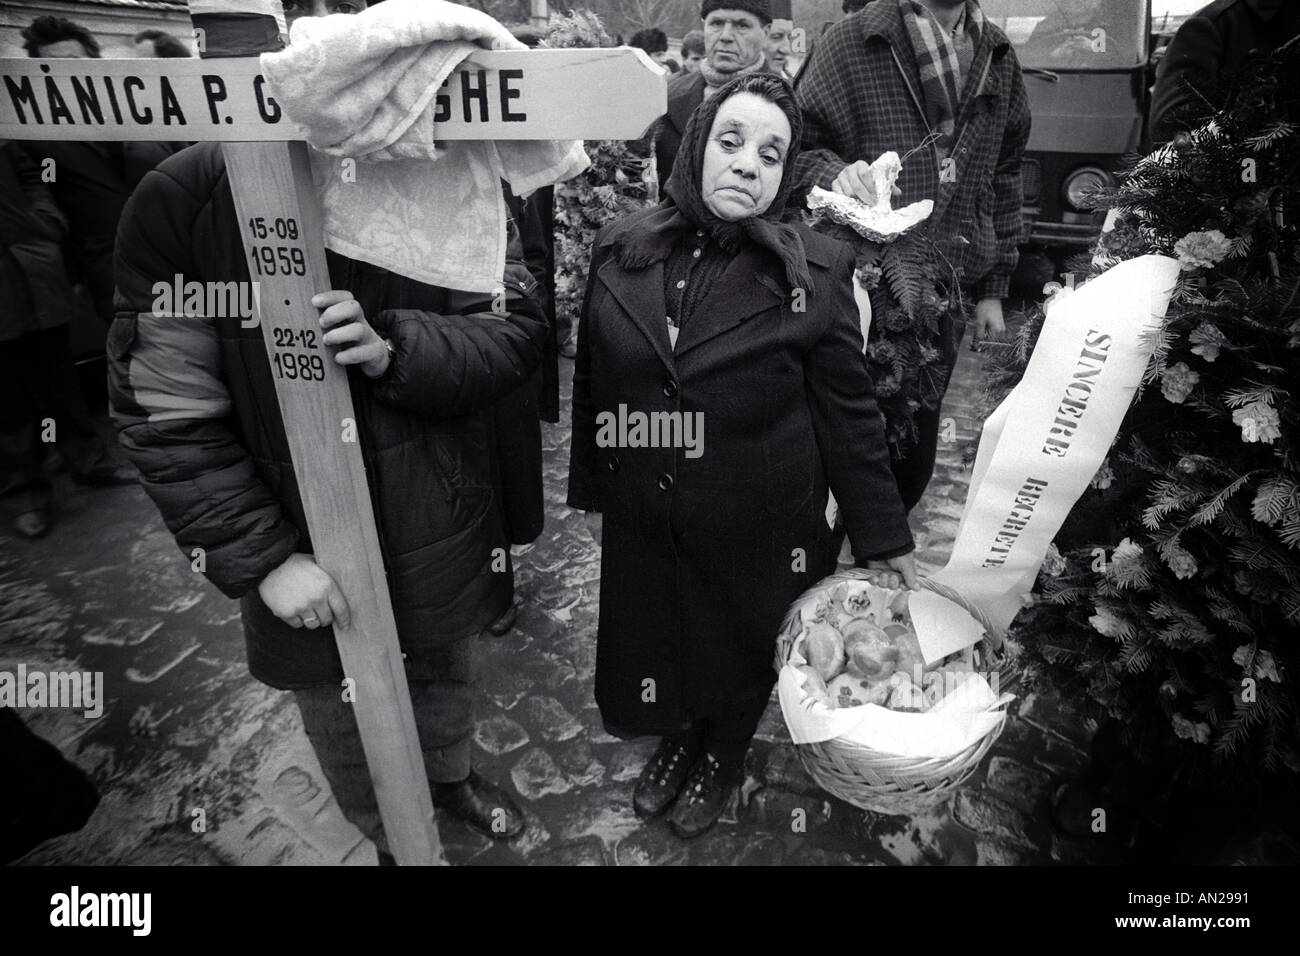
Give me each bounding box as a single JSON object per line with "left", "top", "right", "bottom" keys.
{"left": 607, "top": 455, "right": 620, "bottom": 473}
{"left": 692, "top": 248, "right": 701, "bottom": 258}
{"left": 662, "top": 379, "right": 678, "bottom": 398}
{"left": 675, "top": 279, "right": 686, "bottom": 289}
{"left": 657, "top": 474, "right": 674, "bottom": 491}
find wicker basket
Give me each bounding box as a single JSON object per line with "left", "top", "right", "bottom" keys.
{"left": 773, "top": 568, "right": 1017, "bottom": 816}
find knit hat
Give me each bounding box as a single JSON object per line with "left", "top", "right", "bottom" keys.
{"left": 701, "top": 0, "right": 772, "bottom": 25}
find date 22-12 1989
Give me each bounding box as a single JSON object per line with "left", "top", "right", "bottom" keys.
{"left": 270, "top": 327, "right": 324, "bottom": 382}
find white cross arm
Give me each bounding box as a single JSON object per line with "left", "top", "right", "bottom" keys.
{"left": 0, "top": 48, "right": 666, "bottom": 142}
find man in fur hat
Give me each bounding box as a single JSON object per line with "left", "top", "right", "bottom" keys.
{"left": 653, "top": 0, "right": 775, "bottom": 198}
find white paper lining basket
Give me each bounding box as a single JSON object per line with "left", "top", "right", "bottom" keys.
{"left": 773, "top": 569, "right": 1018, "bottom": 816}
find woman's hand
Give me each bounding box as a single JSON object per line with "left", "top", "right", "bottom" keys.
{"left": 316, "top": 291, "right": 392, "bottom": 378}
{"left": 865, "top": 552, "right": 920, "bottom": 591}
{"left": 582, "top": 511, "right": 602, "bottom": 546}
{"left": 257, "top": 553, "right": 352, "bottom": 630}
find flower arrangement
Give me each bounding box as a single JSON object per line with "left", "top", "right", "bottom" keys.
{"left": 543, "top": 10, "right": 657, "bottom": 337}
{"left": 979, "top": 41, "right": 1300, "bottom": 799}
{"left": 804, "top": 217, "right": 965, "bottom": 461}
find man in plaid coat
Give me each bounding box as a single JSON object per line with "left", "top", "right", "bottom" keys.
{"left": 793, "top": 0, "right": 1030, "bottom": 510}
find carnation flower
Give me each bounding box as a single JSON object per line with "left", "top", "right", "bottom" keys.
{"left": 1089, "top": 605, "right": 1127, "bottom": 639}
{"left": 854, "top": 263, "right": 882, "bottom": 290}
{"left": 1232, "top": 401, "right": 1281, "bottom": 444}
{"left": 1043, "top": 280, "right": 1076, "bottom": 309}
{"left": 1160, "top": 362, "right": 1199, "bottom": 403}
{"left": 1233, "top": 570, "right": 1279, "bottom": 604}
{"left": 1107, "top": 538, "right": 1138, "bottom": 567}
{"left": 882, "top": 306, "right": 915, "bottom": 333}
{"left": 1174, "top": 229, "right": 1232, "bottom": 270}
{"left": 1234, "top": 645, "right": 1281, "bottom": 683}
{"left": 1041, "top": 542, "right": 1067, "bottom": 577}
{"left": 1090, "top": 458, "right": 1114, "bottom": 490}
{"left": 1256, "top": 650, "right": 1281, "bottom": 683}
{"left": 874, "top": 373, "right": 901, "bottom": 398}
{"left": 1112, "top": 537, "right": 1143, "bottom": 564}
{"left": 1172, "top": 713, "right": 1211, "bottom": 744}
{"left": 1188, "top": 322, "right": 1226, "bottom": 362}
{"left": 1163, "top": 542, "right": 1198, "bottom": 580}
{"left": 1232, "top": 191, "right": 1272, "bottom": 226}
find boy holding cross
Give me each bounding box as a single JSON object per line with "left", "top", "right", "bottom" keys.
{"left": 106, "top": 0, "right": 548, "bottom": 859}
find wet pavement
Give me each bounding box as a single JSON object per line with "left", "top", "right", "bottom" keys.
{"left": 4, "top": 333, "right": 1108, "bottom": 866}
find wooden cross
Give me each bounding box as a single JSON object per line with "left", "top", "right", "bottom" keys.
{"left": 2, "top": 1, "right": 664, "bottom": 866}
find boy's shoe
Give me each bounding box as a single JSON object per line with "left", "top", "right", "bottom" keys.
{"left": 668, "top": 752, "right": 734, "bottom": 839}
{"left": 486, "top": 603, "right": 518, "bottom": 636}
{"left": 432, "top": 770, "right": 526, "bottom": 839}
{"left": 633, "top": 732, "right": 698, "bottom": 819}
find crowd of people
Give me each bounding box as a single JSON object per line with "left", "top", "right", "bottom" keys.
{"left": 5, "top": 0, "right": 1300, "bottom": 863}
{"left": 2, "top": 18, "right": 197, "bottom": 542}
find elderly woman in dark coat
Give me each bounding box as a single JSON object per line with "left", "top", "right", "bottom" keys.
{"left": 567, "top": 73, "right": 919, "bottom": 838}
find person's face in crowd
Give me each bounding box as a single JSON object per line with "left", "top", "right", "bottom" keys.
{"left": 765, "top": 18, "right": 794, "bottom": 73}
{"left": 282, "top": 0, "right": 368, "bottom": 29}
{"left": 682, "top": 49, "right": 705, "bottom": 72}
{"left": 35, "top": 39, "right": 92, "bottom": 58}
{"left": 651, "top": 49, "right": 672, "bottom": 66}
{"left": 704, "top": 10, "right": 770, "bottom": 74}
{"left": 701, "top": 91, "right": 790, "bottom": 221}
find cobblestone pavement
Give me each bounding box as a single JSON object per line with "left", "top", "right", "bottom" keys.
{"left": 4, "top": 327, "right": 1113, "bottom": 867}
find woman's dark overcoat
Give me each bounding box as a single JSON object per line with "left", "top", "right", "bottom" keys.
{"left": 567, "top": 209, "right": 914, "bottom": 736}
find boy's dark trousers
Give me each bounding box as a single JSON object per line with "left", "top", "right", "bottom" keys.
{"left": 292, "top": 636, "right": 478, "bottom": 857}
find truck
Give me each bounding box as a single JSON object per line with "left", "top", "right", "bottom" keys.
{"left": 980, "top": 0, "right": 1155, "bottom": 262}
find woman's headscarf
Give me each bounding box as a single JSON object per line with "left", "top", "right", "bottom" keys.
{"left": 614, "top": 72, "right": 814, "bottom": 293}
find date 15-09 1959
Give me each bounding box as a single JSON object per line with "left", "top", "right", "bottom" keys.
{"left": 246, "top": 216, "right": 306, "bottom": 277}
